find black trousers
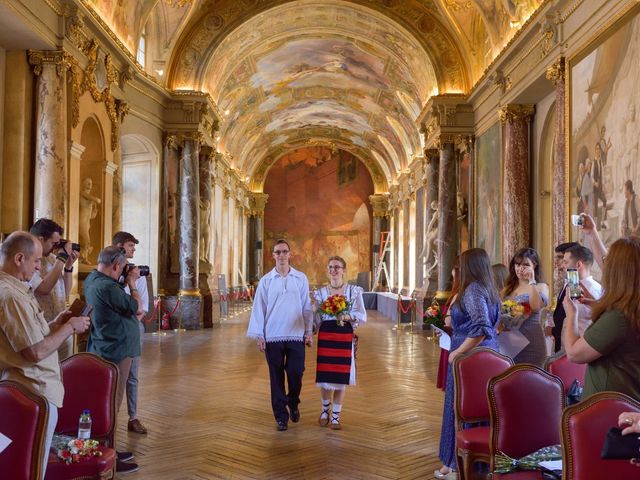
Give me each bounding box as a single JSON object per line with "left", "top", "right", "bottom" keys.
{"left": 264, "top": 341, "right": 305, "bottom": 423}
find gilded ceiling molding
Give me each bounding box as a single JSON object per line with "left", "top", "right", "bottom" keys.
{"left": 545, "top": 57, "right": 565, "bottom": 86}
{"left": 369, "top": 194, "right": 390, "bottom": 219}
{"left": 64, "top": 40, "right": 126, "bottom": 151}
{"left": 491, "top": 70, "right": 512, "bottom": 94}
{"left": 498, "top": 104, "right": 536, "bottom": 124}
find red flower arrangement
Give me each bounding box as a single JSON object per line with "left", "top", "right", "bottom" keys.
{"left": 320, "top": 294, "right": 351, "bottom": 326}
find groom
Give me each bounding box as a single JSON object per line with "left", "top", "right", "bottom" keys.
{"left": 247, "top": 239, "right": 314, "bottom": 431}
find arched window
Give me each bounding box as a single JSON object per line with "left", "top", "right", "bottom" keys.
{"left": 137, "top": 27, "right": 146, "bottom": 67}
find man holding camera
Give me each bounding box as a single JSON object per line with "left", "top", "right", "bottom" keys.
{"left": 84, "top": 245, "right": 143, "bottom": 474}
{"left": 29, "top": 218, "right": 80, "bottom": 360}
{"left": 112, "top": 231, "right": 149, "bottom": 435}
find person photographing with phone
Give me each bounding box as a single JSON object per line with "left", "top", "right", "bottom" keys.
{"left": 563, "top": 236, "right": 640, "bottom": 400}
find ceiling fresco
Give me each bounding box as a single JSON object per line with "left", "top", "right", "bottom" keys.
{"left": 84, "top": 0, "right": 544, "bottom": 187}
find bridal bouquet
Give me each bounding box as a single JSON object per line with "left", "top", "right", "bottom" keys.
{"left": 320, "top": 294, "right": 351, "bottom": 326}
{"left": 500, "top": 300, "right": 532, "bottom": 331}
{"left": 52, "top": 434, "right": 102, "bottom": 464}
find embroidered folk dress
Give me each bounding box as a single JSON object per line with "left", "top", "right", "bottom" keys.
{"left": 313, "top": 284, "right": 366, "bottom": 390}
{"left": 438, "top": 282, "right": 500, "bottom": 470}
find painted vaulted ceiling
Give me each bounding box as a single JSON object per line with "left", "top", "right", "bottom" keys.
{"left": 86, "top": 0, "right": 542, "bottom": 188}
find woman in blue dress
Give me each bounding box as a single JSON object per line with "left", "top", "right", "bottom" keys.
{"left": 435, "top": 248, "right": 501, "bottom": 479}
{"left": 501, "top": 247, "right": 549, "bottom": 366}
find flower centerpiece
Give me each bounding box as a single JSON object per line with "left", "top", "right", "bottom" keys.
{"left": 320, "top": 294, "right": 351, "bottom": 326}
{"left": 52, "top": 434, "right": 102, "bottom": 464}
{"left": 500, "top": 299, "right": 532, "bottom": 331}
{"left": 423, "top": 302, "right": 445, "bottom": 330}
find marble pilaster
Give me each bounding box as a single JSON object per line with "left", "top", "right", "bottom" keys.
{"left": 29, "top": 50, "right": 70, "bottom": 224}
{"left": 199, "top": 148, "right": 214, "bottom": 327}
{"left": 247, "top": 192, "right": 268, "bottom": 282}
{"left": 547, "top": 58, "right": 567, "bottom": 293}
{"left": 436, "top": 140, "right": 457, "bottom": 294}
{"left": 499, "top": 104, "right": 535, "bottom": 262}
{"left": 369, "top": 194, "right": 389, "bottom": 290}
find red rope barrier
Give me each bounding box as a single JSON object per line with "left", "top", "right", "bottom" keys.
{"left": 161, "top": 299, "right": 180, "bottom": 330}
{"left": 145, "top": 298, "right": 161, "bottom": 324}
{"left": 397, "top": 296, "right": 414, "bottom": 314}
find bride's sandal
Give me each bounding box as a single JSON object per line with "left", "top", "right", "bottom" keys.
{"left": 318, "top": 407, "right": 330, "bottom": 427}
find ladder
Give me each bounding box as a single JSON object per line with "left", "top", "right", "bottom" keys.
{"left": 373, "top": 231, "right": 391, "bottom": 290}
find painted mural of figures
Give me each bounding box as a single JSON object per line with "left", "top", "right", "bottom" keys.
{"left": 578, "top": 158, "right": 594, "bottom": 217}
{"left": 591, "top": 143, "right": 609, "bottom": 229}
{"left": 200, "top": 198, "right": 212, "bottom": 265}
{"left": 622, "top": 180, "right": 640, "bottom": 237}
{"left": 621, "top": 103, "right": 639, "bottom": 190}
{"left": 79, "top": 177, "right": 101, "bottom": 263}
{"left": 598, "top": 125, "right": 613, "bottom": 165}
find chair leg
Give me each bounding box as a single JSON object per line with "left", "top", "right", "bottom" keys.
{"left": 457, "top": 450, "right": 469, "bottom": 480}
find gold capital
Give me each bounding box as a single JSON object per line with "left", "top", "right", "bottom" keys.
{"left": 499, "top": 104, "right": 535, "bottom": 124}
{"left": 546, "top": 57, "right": 565, "bottom": 86}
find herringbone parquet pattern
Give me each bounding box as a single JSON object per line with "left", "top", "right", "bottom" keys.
{"left": 117, "top": 310, "right": 445, "bottom": 479}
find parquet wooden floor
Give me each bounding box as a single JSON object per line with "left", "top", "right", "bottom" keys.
{"left": 117, "top": 309, "right": 446, "bottom": 479}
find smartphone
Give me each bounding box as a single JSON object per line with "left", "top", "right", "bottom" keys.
{"left": 571, "top": 214, "right": 584, "bottom": 227}
{"left": 566, "top": 268, "right": 582, "bottom": 299}
{"left": 80, "top": 304, "right": 94, "bottom": 317}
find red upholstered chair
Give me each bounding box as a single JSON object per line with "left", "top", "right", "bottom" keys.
{"left": 0, "top": 380, "right": 49, "bottom": 480}
{"left": 453, "top": 347, "right": 514, "bottom": 480}
{"left": 45, "top": 353, "right": 118, "bottom": 480}
{"left": 561, "top": 391, "right": 640, "bottom": 480}
{"left": 543, "top": 352, "right": 587, "bottom": 394}
{"left": 488, "top": 365, "right": 565, "bottom": 477}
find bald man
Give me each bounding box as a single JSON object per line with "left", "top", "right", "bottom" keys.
{"left": 0, "top": 232, "right": 90, "bottom": 479}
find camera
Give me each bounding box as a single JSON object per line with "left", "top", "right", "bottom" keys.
{"left": 571, "top": 214, "right": 584, "bottom": 227}
{"left": 58, "top": 239, "right": 81, "bottom": 252}
{"left": 122, "top": 263, "right": 150, "bottom": 278}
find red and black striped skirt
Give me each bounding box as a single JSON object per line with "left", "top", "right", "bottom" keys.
{"left": 316, "top": 320, "right": 354, "bottom": 385}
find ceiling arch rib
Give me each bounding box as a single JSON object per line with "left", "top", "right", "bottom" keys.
{"left": 172, "top": 0, "right": 443, "bottom": 186}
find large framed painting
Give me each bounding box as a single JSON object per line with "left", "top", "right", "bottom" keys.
{"left": 569, "top": 5, "right": 640, "bottom": 256}
{"left": 474, "top": 122, "right": 502, "bottom": 263}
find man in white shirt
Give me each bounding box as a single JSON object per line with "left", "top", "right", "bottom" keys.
{"left": 562, "top": 244, "right": 603, "bottom": 337}
{"left": 29, "top": 218, "right": 80, "bottom": 360}
{"left": 247, "top": 239, "right": 313, "bottom": 431}
{"left": 112, "top": 231, "right": 149, "bottom": 435}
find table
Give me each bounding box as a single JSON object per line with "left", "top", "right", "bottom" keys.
{"left": 364, "top": 292, "right": 412, "bottom": 324}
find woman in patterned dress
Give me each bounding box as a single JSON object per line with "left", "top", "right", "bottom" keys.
{"left": 312, "top": 256, "right": 366, "bottom": 430}
{"left": 501, "top": 247, "right": 550, "bottom": 366}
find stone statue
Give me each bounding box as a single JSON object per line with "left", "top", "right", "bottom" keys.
{"left": 79, "top": 177, "right": 101, "bottom": 263}
{"left": 456, "top": 191, "right": 468, "bottom": 221}
{"left": 422, "top": 200, "right": 439, "bottom": 278}
{"left": 200, "top": 198, "right": 212, "bottom": 265}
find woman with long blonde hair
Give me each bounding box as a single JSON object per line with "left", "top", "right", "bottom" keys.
{"left": 563, "top": 236, "right": 640, "bottom": 399}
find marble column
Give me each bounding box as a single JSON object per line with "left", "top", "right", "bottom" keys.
{"left": 424, "top": 149, "right": 439, "bottom": 294}
{"left": 500, "top": 104, "right": 535, "bottom": 262}
{"left": 68, "top": 141, "right": 85, "bottom": 295}
{"left": 547, "top": 58, "right": 567, "bottom": 293}
{"left": 247, "top": 192, "right": 268, "bottom": 282}
{"left": 178, "top": 136, "right": 203, "bottom": 329}
{"left": 436, "top": 139, "right": 457, "bottom": 295}
{"left": 102, "top": 162, "right": 117, "bottom": 253}
{"left": 29, "top": 50, "right": 70, "bottom": 224}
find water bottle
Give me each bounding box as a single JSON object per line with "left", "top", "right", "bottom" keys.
{"left": 77, "top": 409, "right": 92, "bottom": 439}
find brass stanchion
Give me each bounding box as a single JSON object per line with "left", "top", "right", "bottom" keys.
{"left": 152, "top": 294, "right": 167, "bottom": 337}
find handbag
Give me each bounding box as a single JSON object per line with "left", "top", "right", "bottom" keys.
{"left": 601, "top": 427, "right": 640, "bottom": 459}
{"left": 566, "top": 379, "right": 583, "bottom": 405}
